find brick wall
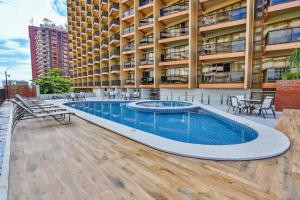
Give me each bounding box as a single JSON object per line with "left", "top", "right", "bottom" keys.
{"left": 275, "top": 80, "right": 300, "bottom": 111}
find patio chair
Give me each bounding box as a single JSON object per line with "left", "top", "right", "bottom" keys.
{"left": 236, "top": 95, "right": 245, "bottom": 106}
{"left": 227, "top": 96, "right": 246, "bottom": 114}
{"left": 15, "top": 94, "right": 58, "bottom": 109}
{"left": 121, "top": 91, "right": 126, "bottom": 99}
{"left": 132, "top": 91, "right": 140, "bottom": 100}
{"left": 78, "top": 92, "right": 86, "bottom": 100}
{"left": 10, "top": 100, "right": 75, "bottom": 131}
{"left": 252, "top": 96, "right": 276, "bottom": 119}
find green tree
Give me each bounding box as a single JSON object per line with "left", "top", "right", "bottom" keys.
{"left": 34, "top": 68, "right": 72, "bottom": 94}
{"left": 283, "top": 49, "right": 300, "bottom": 80}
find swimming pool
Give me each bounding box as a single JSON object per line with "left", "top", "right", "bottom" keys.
{"left": 66, "top": 101, "right": 257, "bottom": 145}
{"left": 62, "top": 100, "right": 290, "bottom": 160}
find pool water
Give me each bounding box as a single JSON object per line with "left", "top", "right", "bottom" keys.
{"left": 65, "top": 101, "right": 258, "bottom": 145}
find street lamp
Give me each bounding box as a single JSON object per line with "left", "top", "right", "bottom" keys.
{"left": 5, "top": 70, "right": 10, "bottom": 101}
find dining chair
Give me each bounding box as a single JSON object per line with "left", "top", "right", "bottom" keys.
{"left": 227, "top": 96, "right": 246, "bottom": 114}
{"left": 253, "top": 96, "right": 276, "bottom": 119}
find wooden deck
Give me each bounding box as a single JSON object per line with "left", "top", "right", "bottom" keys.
{"left": 8, "top": 110, "right": 300, "bottom": 200}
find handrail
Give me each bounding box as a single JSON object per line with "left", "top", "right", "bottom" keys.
{"left": 123, "top": 7, "right": 134, "bottom": 18}
{"left": 160, "top": 26, "right": 189, "bottom": 38}
{"left": 161, "top": 51, "right": 189, "bottom": 61}
{"left": 200, "top": 40, "right": 246, "bottom": 55}
{"left": 265, "top": 27, "right": 300, "bottom": 45}
{"left": 160, "top": 1, "right": 188, "bottom": 16}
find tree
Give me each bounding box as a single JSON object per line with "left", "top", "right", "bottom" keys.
{"left": 34, "top": 68, "right": 72, "bottom": 94}
{"left": 283, "top": 49, "right": 300, "bottom": 80}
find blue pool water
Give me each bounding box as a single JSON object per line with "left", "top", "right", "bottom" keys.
{"left": 65, "top": 101, "right": 258, "bottom": 145}
{"left": 136, "top": 101, "right": 192, "bottom": 107}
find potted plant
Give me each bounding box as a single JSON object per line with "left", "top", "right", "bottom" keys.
{"left": 283, "top": 49, "right": 300, "bottom": 80}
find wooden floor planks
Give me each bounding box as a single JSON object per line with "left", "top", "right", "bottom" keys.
{"left": 8, "top": 110, "right": 300, "bottom": 200}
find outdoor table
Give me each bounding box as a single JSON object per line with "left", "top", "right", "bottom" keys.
{"left": 241, "top": 99, "right": 262, "bottom": 115}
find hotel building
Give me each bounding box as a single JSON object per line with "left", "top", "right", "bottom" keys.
{"left": 67, "top": 0, "right": 300, "bottom": 93}
{"left": 29, "top": 23, "right": 70, "bottom": 79}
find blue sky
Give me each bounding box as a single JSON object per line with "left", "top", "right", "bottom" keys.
{"left": 0, "top": 0, "right": 67, "bottom": 85}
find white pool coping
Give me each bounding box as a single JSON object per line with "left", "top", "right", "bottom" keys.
{"left": 56, "top": 100, "right": 290, "bottom": 161}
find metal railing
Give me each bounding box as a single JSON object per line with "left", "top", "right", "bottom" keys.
{"left": 111, "top": 80, "right": 121, "bottom": 86}
{"left": 123, "top": 8, "right": 134, "bottom": 18}
{"left": 102, "top": 80, "right": 109, "bottom": 86}
{"left": 124, "top": 61, "right": 135, "bottom": 68}
{"left": 100, "top": 0, "right": 108, "bottom": 4}
{"left": 101, "top": 53, "right": 109, "bottom": 60}
{"left": 101, "top": 39, "right": 108, "bottom": 46}
{"left": 88, "top": 70, "right": 93, "bottom": 75}
{"left": 139, "top": 36, "right": 153, "bottom": 45}
{"left": 101, "top": 12, "right": 108, "bottom": 18}
{"left": 141, "top": 58, "right": 154, "bottom": 65}
{"left": 201, "top": 71, "right": 245, "bottom": 84}
{"left": 94, "top": 56, "right": 100, "bottom": 61}
{"left": 267, "top": 0, "right": 296, "bottom": 6}
{"left": 109, "top": 34, "right": 120, "bottom": 42}
{"left": 123, "top": 25, "right": 134, "bottom": 35}
{"left": 101, "top": 67, "right": 109, "bottom": 73}
{"left": 160, "top": 26, "right": 189, "bottom": 39}
{"left": 139, "top": 17, "right": 153, "bottom": 26}
{"left": 101, "top": 25, "right": 108, "bottom": 32}
{"left": 110, "top": 50, "right": 120, "bottom": 57}
{"left": 110, "top": 18, "right": 120, "bottom": 26}
{"left": 94, "top": 68, "right": 100, "bottom": 74}
{"left": 125, "top": 79, "right": 135, "bottom": 85}
{"left": 95, "top": 81, "right": 101, "bottom": 86}
{"left": 263, "top": 68, "right": 287, "bottom": 82}
{"left": 141, "top": 77, "right": 154, "bottom": 85}
{"left": 200, "top": 40, "right": 246, "bottom": 55}
{"left": 201, "top": 7, "right": 246, "bottom": 27}
{"left": 161, "top": 51, "right": 189, "bottom": 61}
{"left": 265, "top": 27, "right": 300, "bottom": 45}
{"left": 123, "top": 43, "right": 134, "bottom": 51}
{"left": 109, "top": 2, "right": 119, "bottom": 11}
{"left": 160, "top": 1, "right": 188, "bottom": 16}
{"left": 160, "top": 75, "right": 188, "bottom": 84}
{"left": 140, "top": 0, "right": 153, "bottom": 6}
{"left": 111, "top": 65, "right": 120, "bottom": 71}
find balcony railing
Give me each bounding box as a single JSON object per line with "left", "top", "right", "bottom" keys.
{"left": 139, "top": 36, "right": 153, "bottom": 46}
{"left": 111, "top": 65, "right": 120, "bottom": 71}
{"left": 93, "top": 31, "right": 99, "bottom": 36}
{"left": 94, "top": 56, "right": 100, "bottom": 61}
{"left": 140, "top": 0, "right": 153, "bottom": 6}
{"left": 263, "top": 68, "right": 287, "bottom": 82}
{"left": 88, "top": 82, "right": 94, "bottom": 86}
{"left": 110, "top": 18, "right": 120, "bottom": 26}
{"left": 110, "top": 34, "right": 120, "bottom": 42}
{"left": 101, "top": 12, "right": 108, "bottom": 18}
{"left": 201, "top": 7, "right": 246, "bottom": 27}
{"left": 94, "top": 5, "right": 99, "bottom": 10}
{"left": 109, "top": 2, "right": 119, "bottom": 11}
{"left": 101, "top": 39, "right": 108, "bottom": 46}
{"left": 200, "top": 40, "right": 246, "bottom": 55}
{"left": 141, "top": 77, "right": 154, "bottom": 85}
{"left": 83, "top": 72, "right": 87, "bottom": 76}
{"left": 201, "top": 71, "right": 244, "bottom": 84}
{"left": 88, "top": 70, "right": 93, "bottom": 75}
{"left": 160, "top": 26, "right": 188, "bottom": 39}
{"left": 100, "top": 0, "right": 108, "bottom": 4}
{"left": 94, "top": 44, "right": 100, "bottom": 49}
{"left": 101, "top": 25, "right": 108, "bottom": 32}
{"left": 141, "top": 58, "right": 154, "bottom": 65}
{"left": 123, "top": 25, "right": 134, "bottom": 35}
{"left": 110, "top": 50, "right": 120, "bottom": 57}
{"left": 123, "top": 8, "right": 134, "bottom": 18}
{"left": 101, "top": 67, "right": 109, "bottom": 73}
{"left": 160, "top": 1, "right": 188, "bottom": 17}
{"left": 125, "top": 79, "right": 135, "bottom": 85}
{"left": 161, "top": 51, "right": 189, "bottom": 61}
{"left": 124, "top": 61, "right": 135, "bottom": 68}
{"left": 101, "top": 53, "right": 109, "bottom": 60}
{"left": 94, "top": 68, "right": 100, "bottom": 74}
{"left": 139, "top": 17, "right": 153, "bottom": 26}
{"left": 95, "top": 81, "right": 101, "bottom": 86}
{"left": 123, "top": 43, "right": 134, "bottom": 51}
{"left": 102, "top": 80, "right": 109, "bottom": 86}
{"left": 267, "top": 0, "right": 296, "bottom": 6}
{"left": 160, "top": 75, "right": 188, "bottom": 84}
{"left": 94, "top": 18, "right": 99, "bottom": 24}
{"left": 111, "top": 80, "right": 121, "bottom": 86}
{"left": 265, "top": 27, "right": 300, "bottom": 45}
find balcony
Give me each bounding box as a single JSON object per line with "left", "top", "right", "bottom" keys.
{"left": 95, "top": 81, "right": 101, "bottom": 86}
{"left": 94, "top": 68, "right": 100, "bottom": 74}
{"left": 160, "top": 75, "right": 188, "bottom": 84}
{"left": 159, "top": 1, "right": 188, "bottom": 22}
{"left": 266, "top": 0, "right": 300, "bottom": 17}
{"left": 139, "top": 36, "right": 153, "bottom": 47}
{"left": 101, "top": 67, "right": 109, "bottom": 73}
{"left": 94, "top": 56, "right": 100, "bottom": 62}
{"left": 124, "top": 61, "right": 135, "bottom": 69}
{"left": 201, "top": 71, "right": 244, "bottom": 84}
{"left": 88, "top": 70, "right": 93, "bottom": 75}
{"left": 159, "top": 26, "right": 189, "bottom": 43}
{"left": 111, "top": 65, "right": 120, "bottom": 72}
{"left": 140, "top": 0, "right": 153, "bottom": 6}
{"left": 261, "top": 68, "right": 287, "bottom": 88}
{"left": 93, "top": 31, "right": 100, "bottom": 37}
{"left": 101, "top": 53, "right": 109, "bottom": 61}
{"left": 94, "top": 44, "right": 100, "bottom": 50}
{"left": 140, "top": 57, "right": 154, "bottom": 65}
{"left": 139, "top": 17, "right": 153, "bottom": 30}
{"left": 123, "top": 25, "right": 134, "bottom": 36}
{"left": 161, "top": 51, "right": 188, "bottom": 62}
{"left": 199, "top": 40, "right": 246, "bottom": 60}
{"left": 101, "top": 12, "right": 108, "bottom": 21}
{"left": 122, "top": 8, "right": 134, "bottom": 20}
{"left": 125, "top": 79, "right": 135, "bottom": 85}
{"left": 141, "top": 77, "right": 154, "bottom": 85}
{"left": 102, "top": 80, "right": 109, "bottom": 86}
{"left": 109, "top": 34, "right": 120, "bottom": 44}
{"left": 265, "top": 27, "right": 300, "bottom": 52}
{"left": 109, "top": 2, "right": 119, "bottom": 16}
{"left": 111, "top": 80, "right": 121, "bottom": 86}
{"left": 109, "top": 18, "right": 120, "bottom": 30}
{"left": 94, "top": 5, "right": 99, "bottom": 10}
{"left": 101, "top": 39, "right": 109, "bottom": 48}
{"left": 94, "top": 18, "right": 99, "bottom": 24}
{"left": 83, "top": 72, "right": 87, "bottom": 76}
{"left": 200, "top": 7, "right": 246, "bottom": 32}
{"left": 110, "top": 50, "right": 120, "bottom": 58}
{"left": 100, "top": 0, "right": 108, "bottom": 4}
{"left": 123, "top": 43, "right": 135, "bottom": 52}
{"left": 101, "top": 25, "right": 108, "bottom": 34}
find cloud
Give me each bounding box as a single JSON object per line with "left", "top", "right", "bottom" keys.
{"left": 0, "top": 0, "right": 67, "bottom": 84}
{"left": 51, "top": 0, "right": 67, "bottom": 17}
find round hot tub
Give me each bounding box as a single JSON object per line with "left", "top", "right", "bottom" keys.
{"left": 126, "top": 100, "right": 200, "bottom": 113}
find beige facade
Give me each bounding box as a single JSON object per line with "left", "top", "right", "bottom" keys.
{"left": 67, "top": 0, "right": 300, "bottom": 91}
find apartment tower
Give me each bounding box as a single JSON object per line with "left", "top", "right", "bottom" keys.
{"left": 29, "top": 23, "right": 70, "bottom": 79}
{"left": 67, "top": 0, "right": 300, "bottom": 91}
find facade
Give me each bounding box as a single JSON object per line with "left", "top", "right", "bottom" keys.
{"left": 29, "top": 23, "right": 70, "bottom": 79}
{"left": 67, "top": 0, "right": 300, "bottom": 91}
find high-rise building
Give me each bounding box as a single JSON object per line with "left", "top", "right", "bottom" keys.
{"left": 67, "top": 0, "right": 300, "bottom": 91}
{"left": 29, "top": 22, "right": 70, "bottom": 79}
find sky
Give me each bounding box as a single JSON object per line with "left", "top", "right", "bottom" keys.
{"left": 0, "top": 0, "right": 67, "bottom": 86}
